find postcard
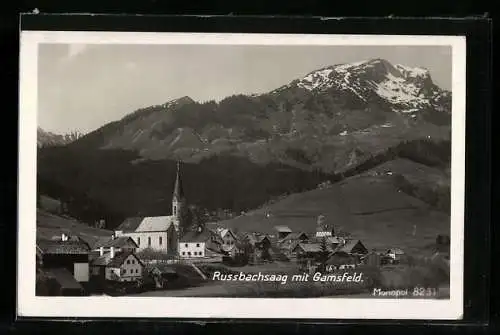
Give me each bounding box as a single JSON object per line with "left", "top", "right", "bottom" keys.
{"left": 18, "top": 30, "right": 466, "bottom": 320}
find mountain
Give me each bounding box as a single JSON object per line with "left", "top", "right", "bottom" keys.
{"left": 37, "top": 58, "right": 452, "bottom": 228}
{"left": 37, "top": 127, "right": 83, "bottom": 148}
{"left": 68, "top": 59, "right": 451, "bottom": 173}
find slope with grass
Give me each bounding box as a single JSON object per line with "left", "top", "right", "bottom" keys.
{"left": 216, "top": 159, "right": 450, "bottom": 254}
{"left": 36, "top": 209, "right": 113, "bottom": 241}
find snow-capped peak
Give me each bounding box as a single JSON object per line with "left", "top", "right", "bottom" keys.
{"left": 395, "top": 64, "right": 430, "bottom": 79}
{"left": 286, "top": 58, "right": 448, "bottom": 114}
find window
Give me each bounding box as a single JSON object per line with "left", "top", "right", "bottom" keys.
{"left": 148, "top": 237, "right": 151, "bottom": 246}
{"left": 136, "top": 269, "right": 138, "bottom": 273}
{"left": 185, "top": 244, "right": 188, "bottom": 247}
{"left": 137, "top": 237, "right": 140, "bottom": 245}
{"left": 159, "top": 237, "right": 162, "bottom": 245}
{"left": 132, "top": 260, "right": 135, "bottom": 264}
{"left": 196, "top": 243, "right": 200, "bottom": 247}
{"left": 127, "top": 260, "right": 130, "bottom": 264}
{"left": 193, "top": 252, "right": 197, "bottom": 256}
{"left": 188, "top": 252, "right": 191, "bottom": 256}
{"left": 182, "top": 252, "right": 185, "bottom": 255}
{"left": 173, "top": 205, "right": 177, "bottom": 215}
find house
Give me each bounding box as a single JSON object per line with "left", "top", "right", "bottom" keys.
{"left": 278, "top": 232, "right": 309, "bottom": 255}
{"left": 179, "top": 227, "right": 220, "bottom": 259}
{"left": 325, "top": 252, "right": 358, "bottom": 271}
{"left": 268, "top": 246, "right": 290, "bottom": 262}
{"left": 92, "top": 236, "right": 139, "bottom": 254}
{"left": 336, "top": 239, "right": 368, "bottom": 256}
{"left": 245, "top": 233, "right": 272, "bottom": 251}
{"left": 38, "top": 268, "right": 86, "bottom": 296}
{"left": 216, "top": 228, "right": 239, "bottom": 255}
{"left": 114, "top": 162, "right": 185, "bottom": 253}
{"left": 37, "top": 234, "right": 91, "bottom": 283}
{"left": 90, "top": 247, "right": 145, "bottom": 282}
{"left": 274, "top": 225, "right": 292, "bottom": 240}
{"left": 310, "top": 235, "right": 342, "bottom": 248}
{"left": 146, "top": 263, "right": 178, "bottom": 289}
{"left": 292, "top": 243, "right": 334, "bottom": 260}
{"left": 278, "top": 231, "right": 309, "bottom": 246}
{"left": 386, "top": 248, "right": 405, "bottom": 263}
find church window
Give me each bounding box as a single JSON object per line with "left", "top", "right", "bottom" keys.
{"left": 196, "top": 243, "right": 200, "bottom": 247}
{"left": 159, "top": 237, "right": 162, "bottom": 245}
{"left": 185, "top": 244, "right": 188, "bottom": 247}
{"left": 173, "top": 206, "right": 177, "bottom": 215}
{"left": 182, "top": 252, "right": 185, "bottom": 255}
{"left": 137, "top": 237, "right": 140, "bottom": 246}
{"left": 127, "top": 260, "right": 130, "bottom": 264}
{"left": 148, "top": 237, "right": 151, "bottom": 246}
{"left": 188, "top": 252, "right": 191, "bottom": 256}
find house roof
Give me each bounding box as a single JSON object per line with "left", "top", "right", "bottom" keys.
{"left": 311, "top": 236, "right": 342, "bottom": 244}
{"left": 115, "top": 217, "right": 143, "bottom": 232}
{"left": 293, "top": 242, "right": 335, "bottom": 253}
{"left": 337, "top": 239, "right": 367, "bottom": 254}
{"left": 95, "top": 251, "right": 144, "bottom": 268}
{"left": 89, "top": 236, "right": 139, "bottom": 250}
{"left": 179, "top": 229, "right": 214, "bottom": 243}
{"left": 47, "top": 268, "right": 84, "bottom": 290}
{"left": 102, "top": 236, "right": 139, "bottom": 249}
{"left": 326, "top": 253, "right": 357, "bottom": 266}
{"left": 279, "top": 232, "right": 308, "bottom": 243}
{"left": 115, "top": 216, "right": 175, "bottom": 233}
{"left": 274, "top": 225, "right": 292, "bottom": 233}
{"left": 387, "top": 248, "right": 405, "bottom": 254}
{"left": 79, "top": 235, "right": 113, "bottom": 250}
{"left": 37, "top": 239, "right": 90, "bottom": 255}
{"left": 216, "top": 228, "right": 237, "bottom": 240}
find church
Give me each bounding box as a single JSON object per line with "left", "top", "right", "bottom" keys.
{"left": 114, "top": 162, "right": 186, "bottom": 254}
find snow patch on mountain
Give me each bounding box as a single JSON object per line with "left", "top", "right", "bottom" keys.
{"left": 289, "top": 59, "right": 448, "bottom": 114}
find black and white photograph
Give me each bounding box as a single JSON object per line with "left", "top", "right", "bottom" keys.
{"left": 18, "top": 32, "right": 466, "bottom": 319}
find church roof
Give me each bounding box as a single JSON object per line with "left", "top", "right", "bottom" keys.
{"left": 136, "top": 216, "right": 175, "bottom": 232}
{"left": 115, "top": 216, "right": 175, "bottom": 233}
{"left": 173, "top": 161, "right": 185, "bottom": 200}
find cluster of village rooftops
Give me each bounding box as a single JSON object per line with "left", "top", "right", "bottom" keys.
{"left": 36, "top": 163, "right": 406, "bottom": 296}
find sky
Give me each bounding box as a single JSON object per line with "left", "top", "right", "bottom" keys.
{"left": 38, "top": 44, "right": 452, "bottom": 134}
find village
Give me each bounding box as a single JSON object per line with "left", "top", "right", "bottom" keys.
{"left": 36, "top": 163, "right": 449, "bottom": 297}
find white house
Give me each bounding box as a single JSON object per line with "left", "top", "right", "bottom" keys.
{"left": 178, "top": 227, "right": 222, "bottom": 259}
{"left": 90, "top": 247, "right": 145, "bottom": 282}
{"left": 114, "top": 162, "right": 185, "bottom": 254}
{"left": 216, "top": 228, "right": 238, "bottom": 253}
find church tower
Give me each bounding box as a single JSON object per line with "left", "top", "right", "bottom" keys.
{"left": 172, "top": 161, "right": 185, "bottom": 226}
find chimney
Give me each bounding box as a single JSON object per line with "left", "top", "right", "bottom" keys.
{"left": 110, "top": 246, "right": 115, "bottom": 258}
{"left": 99, "top": 246, "right": 104, "bottom": 256}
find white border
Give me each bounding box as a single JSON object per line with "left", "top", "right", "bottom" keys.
{"left": 18, "top": 31, "right": 466, "bottom": 320}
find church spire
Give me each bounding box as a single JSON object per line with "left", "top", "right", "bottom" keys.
{"left": 173, "top": 161, "right": 184, "bottom": 201}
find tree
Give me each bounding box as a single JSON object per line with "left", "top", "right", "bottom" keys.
{"left": 180, "top": 204, "right": 208, "bottom": 235}
{"left": 318, "top": 237, "right": 330, "bottom": 272}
